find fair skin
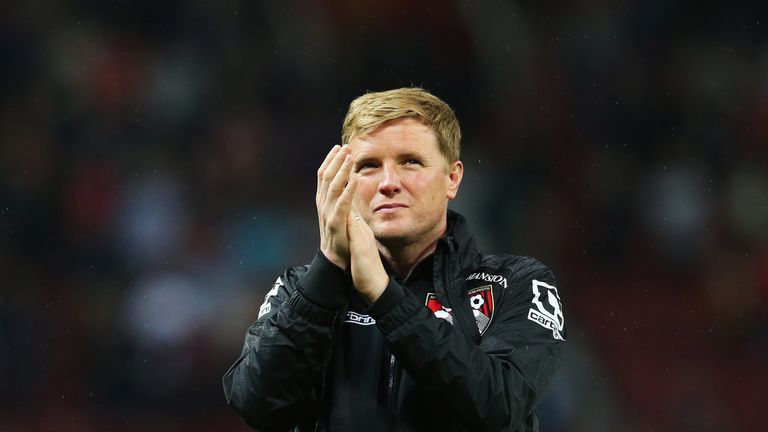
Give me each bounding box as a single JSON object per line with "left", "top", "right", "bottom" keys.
{"left": 316, "top": 117, "right": 463, "bottom": 303}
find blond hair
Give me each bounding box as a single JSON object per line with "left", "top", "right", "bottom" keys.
{"left": 341, "top": 88, "right": 461, "bottom": 162}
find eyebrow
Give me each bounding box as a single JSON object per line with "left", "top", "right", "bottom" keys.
{"left": 354, "top": 150, "right": 425, "bottom": 161}
{"left": 398, "top": 151, "right": 425, "bottom": 161}
{"left": 353, "top": 150, "right": 429, "bottom": 169}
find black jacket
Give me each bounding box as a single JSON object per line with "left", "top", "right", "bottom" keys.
{"left": 223, "top": 211, "right": 566, "bottom": 431}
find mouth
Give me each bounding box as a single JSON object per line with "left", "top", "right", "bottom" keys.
{"left": 374, "top": 203, "right": 407, "bottom": 212}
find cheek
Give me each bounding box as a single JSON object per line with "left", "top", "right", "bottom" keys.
{"left": 354, "top": 179, "right": 377, "bottom": 204}
{"left": 404, "top": 172, "right": 429, "bottom": 190}
{"left": 411, "top": 173, "right": 444, "bottom": 197}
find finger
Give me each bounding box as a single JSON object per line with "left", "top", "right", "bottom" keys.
{"left": 316, "top": 145, "right": 341, "bottom": 192}
{"left": 333, "top": 173, "right": 358, "bottom": 227}
{"left": 318, "top": 147, "right": 350, "bottom": 208}
{"left": 324, "top": 153, "right": 354, "bottom": 215}
{"left": 316, "top": 145, "right": 342, "bottom": 205}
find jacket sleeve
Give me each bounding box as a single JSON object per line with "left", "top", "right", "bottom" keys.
{"left": 222, "top": 251, "right": 352, "bottom": 431}
{"left": 367, "top": 257, "right": 565, "bottom": 432}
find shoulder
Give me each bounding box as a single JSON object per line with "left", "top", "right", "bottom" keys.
{"left": 256, "top": 264, "right": 310, "bottom": 319}
{"left": 480, "top": 253, "right": 566, "bottom": 341}
{"left": 266, "top": 264, "right": 311, "bottom": 295}
{"left": 473, "top": 253, "right": 556, "bottom": 289}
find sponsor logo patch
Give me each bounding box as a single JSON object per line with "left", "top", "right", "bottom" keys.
{"left": 527, "top": 279, "right": 565, "bottom": 341}
{"left": 468, "top": 285, "right": 495, "bottom": 335}
{"left": 344, "top": 310, "right": 376, "bottom": 326}
{"left": 466, "top": 272, "right": 508, "bottom": 289}
{"left": 425, "top": 293, "right": 453, "bottom": 325}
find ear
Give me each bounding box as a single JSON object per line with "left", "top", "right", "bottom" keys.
{"left": 446, "top": 160, "right": 463, "bottom": 200}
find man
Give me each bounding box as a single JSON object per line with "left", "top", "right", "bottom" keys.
{"left": 223, "top": 88, "right": 566, "bottom": 431}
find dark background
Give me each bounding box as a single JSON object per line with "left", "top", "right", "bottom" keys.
{"left": 2, "top": 1, "right": 767, "bottom": 431}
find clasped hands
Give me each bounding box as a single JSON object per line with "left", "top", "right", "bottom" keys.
{"left": 316, "top": 145, "right": 388, "bottom": 303}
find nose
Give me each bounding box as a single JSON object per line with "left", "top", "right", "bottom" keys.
{"left": 378, "top": 163, "right": 401, "bottom": 197}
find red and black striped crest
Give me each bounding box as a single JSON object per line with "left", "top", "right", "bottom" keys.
{"left": 467, "top": 285, "right": 494, "bottom": 335}
{"left": 425, "top": 293, "right": 453, "bottom": 325}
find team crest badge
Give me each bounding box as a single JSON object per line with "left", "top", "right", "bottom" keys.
{"left": 425, "top": 293, "right": 453, "bottom": 325}
{"left": 468, "top": 285, "right": 495, "bottom": 335}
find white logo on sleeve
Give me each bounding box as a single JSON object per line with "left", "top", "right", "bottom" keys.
{"left": 258, "top": 277, "right": 282, "bottom": 319}
{"left": 527, "top": 279, "right": 565, "bottom": 341}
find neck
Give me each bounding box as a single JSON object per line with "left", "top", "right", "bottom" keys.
{"left": 378, "top": 224, "right": 447, "bottom": 277}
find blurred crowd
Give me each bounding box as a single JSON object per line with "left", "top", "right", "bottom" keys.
{"left": 1, "top": 1, "right": 767, "bottom": 431}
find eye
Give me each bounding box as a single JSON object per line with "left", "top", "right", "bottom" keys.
{"left": 355, "top": 161, "right": 378, "bottom": 173}
{"left": 404, "top": 158, "right": 422, "bottom": 166}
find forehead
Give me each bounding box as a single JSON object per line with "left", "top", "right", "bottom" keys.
{"left": 349, "top": 118, "right": 440, "bottom": 156}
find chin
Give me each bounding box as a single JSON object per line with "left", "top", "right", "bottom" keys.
{"left": 372, "top": 221, "right": 412, "bottom": 244}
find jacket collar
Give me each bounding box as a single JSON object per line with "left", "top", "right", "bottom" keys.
{"left": 439, "top": 209, "right": 481, "bottom": 272}
{"left": 438, "top": 210, "right": 484, "bottom": 343}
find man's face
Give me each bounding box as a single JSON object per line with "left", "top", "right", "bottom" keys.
{"left": 348, "top": 118, "right": 463, "bottom": 247}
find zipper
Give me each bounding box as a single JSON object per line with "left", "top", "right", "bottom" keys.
{"left": 386, "top": 253, "right": 430, "bottom": 409}
{"left": 401, "top": 253, "right": 430, "bottom": 284}
{"left": 387, "top": 353, "right": 396, "bottom": 407}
